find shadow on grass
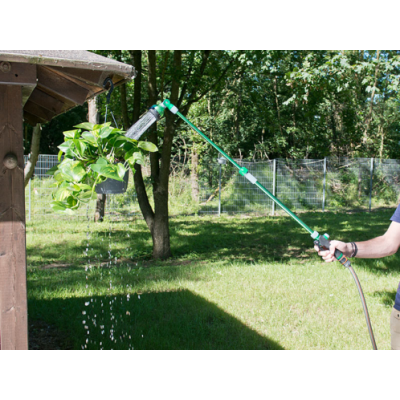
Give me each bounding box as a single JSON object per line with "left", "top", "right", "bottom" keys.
{"left": 26, "top": 209, "right": 400, "bottom": 276}
{"left": 28, "top": 289, "right": 283, "bottom": 350}
{"left": 372, "top": 290, "right": 397, "bottom": 308}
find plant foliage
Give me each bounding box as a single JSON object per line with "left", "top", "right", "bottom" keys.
{"left": 47, "top": 122, "right": 158, "bottom": 214}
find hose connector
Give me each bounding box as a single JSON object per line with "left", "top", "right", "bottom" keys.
{"left": 311, "top": 231, "right": 319, "bottom": 240}
{"left": 163, "top": 99, "right": 179, "bottom": 114}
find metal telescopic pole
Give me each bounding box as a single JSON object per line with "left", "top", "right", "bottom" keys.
{"left": 218, "top": 163, "right": 221, "bottom": 216}
{"left": 272, "top": 159, "right": 276, "bottom": 216}
{"left": 29, "top": 178, "right": 31, "bottom": 221}
{"left": 369, "top": 158, "right": 374, "bottom": 212}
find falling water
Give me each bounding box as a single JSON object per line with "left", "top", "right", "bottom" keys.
{"left": 81, "top": 212, "right": 138, "bottom": 350}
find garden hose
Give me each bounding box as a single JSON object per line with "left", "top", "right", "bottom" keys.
{"left": 126, "top": 98, "right": 378, "bottom": 350}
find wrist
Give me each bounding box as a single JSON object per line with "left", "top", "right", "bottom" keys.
{"left": 346, "top": 242, "right": 358, "bottom": 258}
{"left": 341, "top": 243, "right": 352, "bottom": 258}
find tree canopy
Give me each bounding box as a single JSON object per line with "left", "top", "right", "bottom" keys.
{"left": 28, "top": 50, "right": 400, "bottom": 162}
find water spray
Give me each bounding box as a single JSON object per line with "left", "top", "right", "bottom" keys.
{"left": 126, "top": 99, "right": 378, "bottom": 350}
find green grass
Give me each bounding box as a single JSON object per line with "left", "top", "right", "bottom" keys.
{"left": 26, "top": 210, "right": 400, "bottom": 350}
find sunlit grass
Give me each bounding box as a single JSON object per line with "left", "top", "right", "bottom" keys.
{"left": 26, "top": 210, "right": 399, "bottom": 349}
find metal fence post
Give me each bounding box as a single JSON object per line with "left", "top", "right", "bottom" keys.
{"left": 369, "top": 158, "right": 374, "bottom": 212}
{"left": 272, "top": 159, "right": 276, "bottom": 216}
{"left": 218, "top": 163, "right": 222, "bottom": 216}
{"left": 322, "top": 157, "right": 327, "bottom": 212}
{"left": 217, "top": 156, "right": 226, "bottom": 216}
{"left": 28, "top": 178, "right": 31, "bottom": 221}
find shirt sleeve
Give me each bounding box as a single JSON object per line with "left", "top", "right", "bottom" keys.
{"left": 390, "top": 204, "right": 400, "bottom": 223}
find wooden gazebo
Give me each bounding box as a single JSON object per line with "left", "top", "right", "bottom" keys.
{"left": 0, "top": 50, "right": 135, "bottom": 350}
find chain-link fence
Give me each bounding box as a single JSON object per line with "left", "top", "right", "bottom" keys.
{"left": 25, "top": 155, "right": 400, "bottom": 221}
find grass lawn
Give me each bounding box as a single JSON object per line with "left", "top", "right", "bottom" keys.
{"left": 26, "top": 209, "right": 400, "bottom": 350}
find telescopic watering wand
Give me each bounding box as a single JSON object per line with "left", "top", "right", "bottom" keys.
{"left": 126, "top": 99, "right": 378, "bottom": 350}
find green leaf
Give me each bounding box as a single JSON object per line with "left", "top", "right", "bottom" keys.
{"left": 50, "top": 201, "right": 75, "bottom": 215}
{"left": 74, "top": 122, "right": 95, "bottom": 130}
{"left": 58, "top": 141, "right": 73, "bottom": 154}
{"left": 70, "top": 162, "right": 86, "bottom": 182}
{"left": 99, "top": 126, "right": 114, "bottom": 138}
{"left": 73, "top": 183, "right": 93, "bottom": 192}
{"left": 124, "top": 147, "right": 139, "bottom": 160}
{"left": 54, "top": 187, "right": 73, "bottom": 201}
{"left": 64, "top": 129, "right": 81, "bottom": 139}
{"left": 72, "top": 140, "right": 88, "bottom": 158}
{"left": 58, "top": 159, "right": 86, "bottom": 182}
{"left": 81, "top": 131, "right": 98, "bottom": 146}
{"left": 77, "top": 190, "right": 97, "bottom": 202}
{"left": 94, "top": 122, "right": 111, "bottom": 130}
{"left": 46, "top": 165, "right": 58, "bottom": 176}
{"left": 116, "top": 163, "right": 127, "bottom": 179}
{"left": 126, "top": 151, "right": 145, "bottom": 166}
{"left": 90, "top": 163, "right": 124, "bottom": 181}
{"left": 96, "top": 158, "right": 108, "bottom": 165}
{"left": 138, "top": 141, "right": 158, "bottom": 152}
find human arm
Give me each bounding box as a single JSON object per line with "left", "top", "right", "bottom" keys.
{"left": 314, "top": 221, "right": 400, "bottom": 263}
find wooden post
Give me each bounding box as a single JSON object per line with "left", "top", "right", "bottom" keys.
{"left": 0, "top": 63, "right": 36, "bottom": 350}
{"left": 0, "top": 86, "right": 28, "bottom": 349}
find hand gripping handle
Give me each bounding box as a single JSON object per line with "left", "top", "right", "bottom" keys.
{"left": 314, "top": 235, "right": 351, "bottom": 268}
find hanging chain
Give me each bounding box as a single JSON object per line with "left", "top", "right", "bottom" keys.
{"left": 103, "top": 78, "right": 118, "bottom": 128}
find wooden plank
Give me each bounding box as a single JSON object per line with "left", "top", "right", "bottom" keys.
{"left": 37, "top": 65, "right": 89, "bottom": 105}
{"left": 24, "top": 100, "right": 57, "bottom": 122}
{"left": 0, "top": 85, "right": 28, "bottom": 350}
{"left": 28, "top": 88, "right": 65, "bottom": 114}
{"left": 0, "top": 62, "right": 37, "bottom": 107}
{"left": 23, "top": 110, "right": 46, "bottom": 126}
{"left": 0, "top": 62, "right": 36, "bottom": 86}
{"left": 49, "top": 66, "right": 106, "bottom": 87}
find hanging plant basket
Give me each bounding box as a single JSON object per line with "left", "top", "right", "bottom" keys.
{"left": 95, "top": 170, "right": 129, "bottom": 194}
{"left": 46, "top": 122, "right": 158, "bottom": 214}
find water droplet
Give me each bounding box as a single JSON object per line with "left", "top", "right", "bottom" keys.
{"left": 82, "top": 311, "right": 86, "bottom": 315}
{"left": 85, "top": 302, "right": 90, "bottom": 306}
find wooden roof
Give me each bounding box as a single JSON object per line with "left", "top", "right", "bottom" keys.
{"left": 0, "top": 50, "right": 136, "bottom": 125}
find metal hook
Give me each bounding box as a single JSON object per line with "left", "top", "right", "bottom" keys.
{"left": 103, "top": 77, "right": 114, "bottom": 105}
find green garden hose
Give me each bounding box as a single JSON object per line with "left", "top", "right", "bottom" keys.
{"left": 125, "top": 98, "right": 378, "bottom": 350}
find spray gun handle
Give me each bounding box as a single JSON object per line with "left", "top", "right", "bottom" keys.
{"left": 314, "top": 234, "right": 351, "bottom": 268}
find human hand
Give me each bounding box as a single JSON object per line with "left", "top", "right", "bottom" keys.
{"left": 313, "top": 240, "right": 352, "bottom": 262}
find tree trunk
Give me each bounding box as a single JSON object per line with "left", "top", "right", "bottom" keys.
{"left": 379, "top": 125, "right": 385, "bottom": 159}
{"left": 362, "top": 50, "right": 381, "bottom": 148}
{"left": 131, "top": 50, "right": 213, "bottom": 260}
{"left": 191, "top": 148, "right": 200, "bottom": 202}
{"left": 152, "top": 51, "right": 181, "bottom": 259}
{"left": 24, "top": 123, "right": 41, "bottom": 187}
{"left": 89, "top": 97, "right": 106, "bottom": 223}
{"left": 133, "top": 50, "right": 156, "bottom": 235}
{"left": 120, "top": 83, "right": 130, "bottom": 129}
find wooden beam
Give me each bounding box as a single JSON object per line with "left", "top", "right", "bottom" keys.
{"left": 0, "top": 62, "right": 37, "bottom": 107}
{"left": 0, "top": 62, "right": 36, "bottom": 86}
{"left": 0, "top": 85, "right": 28, "bottom": 350}
{"left": 28, "top": 88, "right": 65, "bottom": 115}
{"left": 24, "top": 100, "right": 57, "bottom": 122}
{"left": 23, "top": 110, "right": 46, "bottom": 126}
{"left": 49, "top": 66, "right": 107, "bottom": 87}
{"left": 37, "top": 65, "right": 89, "bottom": 105}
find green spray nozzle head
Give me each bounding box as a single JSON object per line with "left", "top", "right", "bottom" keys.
{"left": 152, "top": 103, "right": 166, "bottom": 119}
